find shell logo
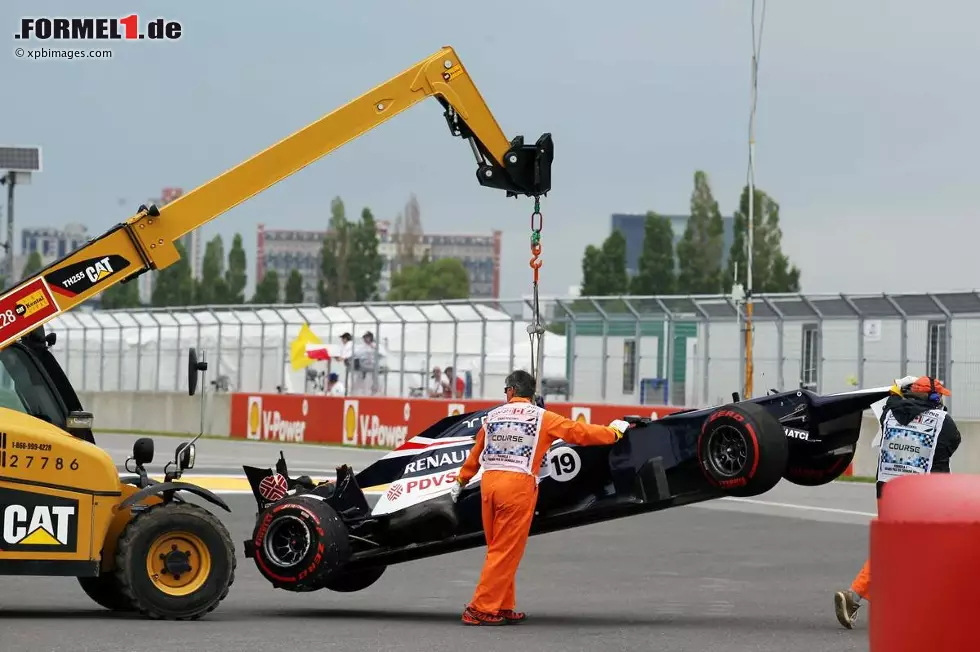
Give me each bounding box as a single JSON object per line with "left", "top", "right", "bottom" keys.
{"left": 448, "top": 403, "right": 465, "bottom": 416}
{"left": 246, "top": 396, "right": 262, "bottom": 440}
{"left": 570, "top": 406, "right": 591, "bottom": 424}
{"left": 342, "top": 399, "right": 359, "bottom": 446}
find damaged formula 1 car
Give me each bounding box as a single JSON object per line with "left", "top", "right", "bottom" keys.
{"left": 242, "top": 386, "right": 888, "bottom": 593}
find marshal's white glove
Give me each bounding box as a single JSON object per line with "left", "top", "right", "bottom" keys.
{"left": 608, "top": 419, "right": 630, "bottom": 440}
{"left": 449, "top": 477, "right": 465, "bottom": 502}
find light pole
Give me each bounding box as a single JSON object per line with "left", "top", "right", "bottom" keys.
{"left": 0, "top": 146, "right": 42, "bottom": 286}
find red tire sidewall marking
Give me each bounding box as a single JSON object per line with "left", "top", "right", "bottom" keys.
{"left": 698, "top": 409, "right": 757, "bottom": 486}
{"left": 253, "top": 502, "right": 325, "bottom": 584}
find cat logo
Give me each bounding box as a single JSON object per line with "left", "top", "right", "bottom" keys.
{"left": 448, "top": 403, "right": 465, "bottom": 417}
{"left": 45, "top": 254, "right": 132, "bottom": 298}
{"left": 571, "top": 406, "right": 591, "bottom": 423}
{"left": 14, "top": 290, "right": 50, "bottom": 318}
{"left": 86, "top": 257, "right": 115, "bottom": 283}
{"left": 0, "top": 489, "right": 78, "bottom": 553}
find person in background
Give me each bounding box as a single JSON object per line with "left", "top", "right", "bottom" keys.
{"left": 834, "top": 375, "right": 962, "bottom": 630}
{"left": 444, "top": 366, "right": 465, "bottom": 399}
{"left": 449, "top": 369, "right": 630, "bottom": 625}
{"left": 429, "top": 367, "right": 449, "bottom": 398}
{"left": 326, "top": 372, "right": 345, "bottom": 396}
{"left": 339, "top": 332, "right": 353, "bottom": 364}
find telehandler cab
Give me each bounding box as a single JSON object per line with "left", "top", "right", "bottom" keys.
{"left": 0, "top": 46, "right": 552, "bottom": 619}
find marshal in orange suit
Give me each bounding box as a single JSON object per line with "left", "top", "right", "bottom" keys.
{"left": 449, "top": 369, "right": 629, "bottom": 626}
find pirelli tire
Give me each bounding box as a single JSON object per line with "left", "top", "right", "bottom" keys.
{"left": 114, "top": 502, "right": 236, "bottom": 620}
{"left": 783, "top": 446, "right": 856, "bottom": 487}
{"left": 250, "top": 495, "right": 351, "bottom": 592}
{"left": 316, "top": 565, "right": 387, "bottom": 593}
{"left": 696, "top": 402, "right": 789, "bottom": 498}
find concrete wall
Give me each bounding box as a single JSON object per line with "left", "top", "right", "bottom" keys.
{"left": 77, "top": 391, "right": 231, "bottom": 437}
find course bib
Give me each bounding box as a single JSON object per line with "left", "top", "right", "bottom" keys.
{"left": 480, "top": 403, "right": 544, "bottom": 475}
{"left": 877, "top": 409, "right": 945, "bottom": 482}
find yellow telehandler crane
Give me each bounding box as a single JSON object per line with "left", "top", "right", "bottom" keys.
{"left": 0, "top": 46, "right": 552, "bottom": 619}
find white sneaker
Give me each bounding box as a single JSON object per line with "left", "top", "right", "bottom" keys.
{"left": 834, "top": 590, "right": 862, "bottom": 629}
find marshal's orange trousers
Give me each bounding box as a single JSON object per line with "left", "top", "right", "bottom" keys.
{"left": 468, "top": 470, "right": 538, "bottom": 613}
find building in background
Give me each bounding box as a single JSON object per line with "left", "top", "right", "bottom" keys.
{"left": 16, "top": 223, "right": 89, "bottom": 278}
{"left": 138, "top": 187, "right": 201, "bottom": 303}
{"left": 257, "top": 222, "right": 502, "bottom": 303}
{"left": 611, "top": 213, "right": 736, "bottom": 278}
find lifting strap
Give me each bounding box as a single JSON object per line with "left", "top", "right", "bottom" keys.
{"left": 528, "top": 196, "right": 545, "bottom": 402}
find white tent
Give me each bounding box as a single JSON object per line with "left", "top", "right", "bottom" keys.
{"left": 45, "top": 303, "right": 567, "bottom": 398}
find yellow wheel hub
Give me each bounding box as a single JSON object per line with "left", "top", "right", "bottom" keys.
{"left": 145, "top": 531, "right": 211, "bottom": 597}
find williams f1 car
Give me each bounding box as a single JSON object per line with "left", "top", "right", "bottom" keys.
{"left": 242, "top": 386, "right": 888, "bottom": 593}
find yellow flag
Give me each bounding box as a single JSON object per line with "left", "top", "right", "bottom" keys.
{"left": 290, "top": 323, "right": 322, "bottom": 370}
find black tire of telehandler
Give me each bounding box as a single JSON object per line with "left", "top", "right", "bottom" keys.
{"left": 696, "top": 401, "right": 789, "bottom": 498}
{"left": 317, "top": 565, "right": 387, "bottom": 593}
{"left": 114, "top": 502, "right": 236, "bottom": 620}
{"left": 77, "top": 573, "right": 134, "bottom": 612}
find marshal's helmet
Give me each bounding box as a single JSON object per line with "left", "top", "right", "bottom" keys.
{"left": 905, "top": 376, "right": 951, "bottom": 404}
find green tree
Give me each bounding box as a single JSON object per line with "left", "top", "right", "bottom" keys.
{"left": 317, "top": 198, "right": 383, "bottom": 305}
{"left": 630, "top": 212, "right": 676, "bottom": 295}
{"left": 579, "top": 229, "right": 629, "bottom": 296}
{"left": 225, "top": 233, "right": 247, "bottom": 303}
{"left": 252, "top": 269, "right": 280, "bottom": 304}
{"left": 387, "top": 256, "right": 470, "bottom": 301}
{"left": 284, "top": 269, "right": 304, "bottom": 303}
{"left": 21, "top": 251, "right": 43, "bottom": 279}
{"left": 725, "top": 185, "right": 801, "bottom": 294}
{"left": 676, "top": 171, "right": 725, "bottom": 294}
{"left": 195, "top": 235, "right": 230, "bottom": 305}
{"left": 152, "top": 241, "right": 195, "bottom": 306}
{"left": 319, "top": 196, "right": 352, "bottom": 306}
{"left": 99, "top": 280, "right": 141, "bottom": 309}
{"left": 348, "top": 207, "right": 383, "bottom": 301}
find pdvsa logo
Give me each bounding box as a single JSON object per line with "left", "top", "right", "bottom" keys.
{"left": 0, "top": 489, "right": 78, "bottom": 553}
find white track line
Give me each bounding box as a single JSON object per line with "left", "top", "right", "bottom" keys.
{"left": 708, "top": 497, "right": 876, "bottom": 517}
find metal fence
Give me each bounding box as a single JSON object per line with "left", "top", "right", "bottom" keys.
{"left": 44, "top": 291, "right": 980, "bottom": 417}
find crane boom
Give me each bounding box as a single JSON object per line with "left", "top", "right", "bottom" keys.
{"left": 0, "top": 46, "right": 553, "bottom": 350}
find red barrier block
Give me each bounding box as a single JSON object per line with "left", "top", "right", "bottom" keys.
{"left": 871, "top": 474, "right": 980, "bottom": 651}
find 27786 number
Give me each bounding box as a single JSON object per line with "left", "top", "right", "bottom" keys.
{"left": 5, "top": 455, "right": 79, "bottom": 471}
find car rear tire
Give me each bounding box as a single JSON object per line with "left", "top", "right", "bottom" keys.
{"left": 783, "top": 447, "right": 856, "bottom": 486}
{"left": 78, "top": 572, "right": 133, "bottom": 611}
{"left": 114, "top": 502, "right": 236, "bottom": 620}
{"left": 250, "top": 495, "right": 351, "bottom": 592}
{"left": 696, "top": 402, "right": 788, "bottom": 497}
{"left": 317, "top": 565, "right": 387, "bottom": 593}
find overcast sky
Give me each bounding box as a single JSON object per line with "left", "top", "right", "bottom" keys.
{"left": 4, "top": 0, "right": 978, "bottom": 300}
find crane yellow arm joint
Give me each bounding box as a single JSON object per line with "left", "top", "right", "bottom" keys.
{"left": 0, "top": 45, "right": 553, "bottom": 350}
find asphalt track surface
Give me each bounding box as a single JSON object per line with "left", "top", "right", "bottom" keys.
{"left": 0, "top": 433, "right": 877, "bottom": 652}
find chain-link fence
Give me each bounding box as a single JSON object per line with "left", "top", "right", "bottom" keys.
{"left": 44, "top": 291, "right": 980, "bottom": 417}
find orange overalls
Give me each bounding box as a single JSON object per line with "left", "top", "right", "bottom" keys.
{"left": 456, "top": 397, "right": 621, "bottom": 615}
